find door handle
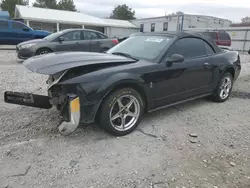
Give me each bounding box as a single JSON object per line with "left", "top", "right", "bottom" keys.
{"left": 204, "top": 62, "right": 211, "bottom": 69}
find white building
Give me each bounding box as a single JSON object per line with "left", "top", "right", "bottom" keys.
{"left": 14, "top": 5, "right": 139, "bottom": 37}
{"left": 131, "top": 14, "right": 232, "bottom": 32}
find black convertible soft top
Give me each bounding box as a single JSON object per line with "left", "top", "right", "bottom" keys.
{"left": 133, "top": 31, "right": 223, "bottom": 53}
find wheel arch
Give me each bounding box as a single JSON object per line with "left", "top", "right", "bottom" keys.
{"left": 221, "top": 66, "right": 235, "bottom": 79}
{"left": 94, "top": 80, "right": 149, "bottom": 122}
{"left": 35, "top": 47, "right": 53, "bottom": 55}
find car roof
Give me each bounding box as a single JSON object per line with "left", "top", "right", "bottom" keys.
{"left": 133, "top": 31, "right": 222, "bottom": 53}
{"left": 62, "top": 28, "right": 107, "bottom": 35}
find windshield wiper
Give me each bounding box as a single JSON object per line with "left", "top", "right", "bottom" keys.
{"left": 112, "top": 52, "right": 139, "bottom": 61}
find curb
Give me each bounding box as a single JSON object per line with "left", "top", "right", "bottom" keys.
{"left": 0, "top": 48, "right": 16, "bottom": 50}
{"left": 0, "top": 45, "right": 16, "bottom": 50}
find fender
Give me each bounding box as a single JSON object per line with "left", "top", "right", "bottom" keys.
{"left": 68, "top": 72, "right": 152, "bottom": 124}
{"left": 96, "top": 72, "right": 150, "bottom": 102}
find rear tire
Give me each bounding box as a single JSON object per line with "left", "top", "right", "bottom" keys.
{"left": 211, "top": 72, "right": 233, "bottom": 102}
{"left": 99, "top": 88, "right": 144, "bottom": 136}
{"left": 36, "top": 48, "right": 52, "bottom": 56}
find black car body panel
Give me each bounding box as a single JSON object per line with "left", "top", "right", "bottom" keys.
{"left": 6, "top": 31, "right": 241, "bottom": 127}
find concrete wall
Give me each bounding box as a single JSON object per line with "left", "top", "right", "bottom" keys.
{"left": 132, "top": 15, "right": 232, "bottom": 32}
{"left": 84, "top": 25, "right": 105, "bottom": 33}
{"left": 106, "top": 27, "right": 139, "bottom": 37}
{"left": 184, "top": 27, "right": 250, "bottom": 52}
{"left": 29, "top": 21, "right": 57, "bottom": 32}
{"left": 59, "top": 24, "right": 82, "bottom": 31}
{"left": 132, "top": 17, "right": 179, "bottom": 32}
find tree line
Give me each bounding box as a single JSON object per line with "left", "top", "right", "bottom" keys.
{"left": 0, "top": 0, "right": 136, "bottom": 20}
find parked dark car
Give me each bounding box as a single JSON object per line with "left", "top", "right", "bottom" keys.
{"left": 5, "top": 32, "right": 241, "bottom": 136}
{"left": 199, "top": 31, "right": 231, "bottom": 49}
{"left": 0, "top": 20, "right": 51, "bottom": 45}
{"left": 16, "top": 29, "right": 119, "bottom": 59}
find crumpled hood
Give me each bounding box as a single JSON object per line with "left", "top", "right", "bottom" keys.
{"left": 23, "top": 52, "right": 136, "bottom": 75}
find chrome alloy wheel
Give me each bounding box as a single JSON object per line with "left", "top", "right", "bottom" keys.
{"left": 109, "top": 95, "right": 140, "bottom": 131}
{"left": 219, "top": 76, "right": 232, "bottom": 100}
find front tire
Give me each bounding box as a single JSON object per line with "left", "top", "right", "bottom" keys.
{"left": 99, "top": 88, "right": 144, "bottom": 136}
{"left": 211, "top": 72, "right": 233, "bottom": 102}
{"left": 36, "top": 48, "right": 52, "bottom": 56}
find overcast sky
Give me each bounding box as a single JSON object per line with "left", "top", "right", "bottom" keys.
{"left": 29, "top": 0, "right": 250, "bottom": 22}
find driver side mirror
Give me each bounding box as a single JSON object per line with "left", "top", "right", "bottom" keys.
{"left": 165, "top": 54, "right": 184, "bottom": 67}
{"left": 59, "top": 36, "right": 65, "bottom": 42}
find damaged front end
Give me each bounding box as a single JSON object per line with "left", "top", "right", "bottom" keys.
{"left": 4, "top": 51, "right": 137, "bottom": 136}
{"left": 48, "top": 82, "right": 82, "bottom": 136}
{"left": 4, "top": 85, "right": 82, "bottom": 136}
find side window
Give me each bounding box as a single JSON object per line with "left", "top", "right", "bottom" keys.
{"left": 219, "top": 33, "right": 231, "bottom": 40}
{"left": 96, "top": 33, "right": 107, "bottom": 39}
{"left": 0, "top": 21, "right": 8, "bottom": 29}
{"left": 61, "top": 31, "right": 81, "bottom": 41}
{"left": 12, "top": 22, "right": 27, "bottom": 30}
{"left": 168, "top": 38, "right": 207, "bottom": 59}
{"left": 204, "top": 41, "right": 215, "bottom": 55}
{"left": 210, "top": 32, "right": 217, "bottom": 40}
{"left": 83, "top": 31, "right": 98, "bottom": 40}
{"left": 201, "top": 32, "right": 211, "bottom": 37}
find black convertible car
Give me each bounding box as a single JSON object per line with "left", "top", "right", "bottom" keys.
{"left": 5, "top": 32, "right": 241, "bottom": 136}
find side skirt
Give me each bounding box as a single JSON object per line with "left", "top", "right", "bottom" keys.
{"left": 148, "top": 93, "right": 211, "bottom": 113}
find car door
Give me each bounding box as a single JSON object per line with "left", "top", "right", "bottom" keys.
{"left": 0, "top": 20, "right": 10, "bottom": 44}
{"left": 90, "top": 31, "right": 108, "bottom": 52}
{"left": 83, "top": 31, "right": 110, "bottom": 52}
{"left": 154, "top": 37, "right": 214, "bottom": 107}
{"left": 81, "top": 31, "right": 93, "bottom": 52}
{"left": 12, "top": 22, "right": 33, "bottom": 44}
{"left": 54, "top": 30, "right": 83, "bottom": 52}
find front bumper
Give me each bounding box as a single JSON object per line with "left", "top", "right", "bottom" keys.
{"left": 4, "top": 91, "right": 81, "bottom": 136}
{"left": 16, "top": 46, "right": 36, "bottom": 59}
{"left": 4, "top": 91, "right": 52, "bottom": 109}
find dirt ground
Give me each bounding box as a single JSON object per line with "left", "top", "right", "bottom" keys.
{"left": 0, "top": 51, "right": 249, "bottom": 188}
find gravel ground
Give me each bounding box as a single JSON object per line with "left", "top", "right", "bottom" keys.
{"left": 0, "top": 51, "right": 250, "bottom": 188}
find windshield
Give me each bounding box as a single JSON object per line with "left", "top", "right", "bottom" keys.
{"left": 107, "top": 35, "right": 173, "bottom": 61}
{"left": 44, "top": 31, "right": 64, "bottom": 41}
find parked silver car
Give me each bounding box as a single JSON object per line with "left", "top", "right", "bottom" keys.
{"left": 16, "top": 29, "right": 119, "bottom": 59}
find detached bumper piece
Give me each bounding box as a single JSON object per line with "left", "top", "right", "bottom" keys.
{"left": 4, "top": 91, "right": 52, "bottom": 109}
{"left": 58, "top": 97, "right": 81, "bottom": 136}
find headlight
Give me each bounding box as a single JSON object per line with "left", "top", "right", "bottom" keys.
{"left": 20, "top": 43, "right": 36, "bottom": 49}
